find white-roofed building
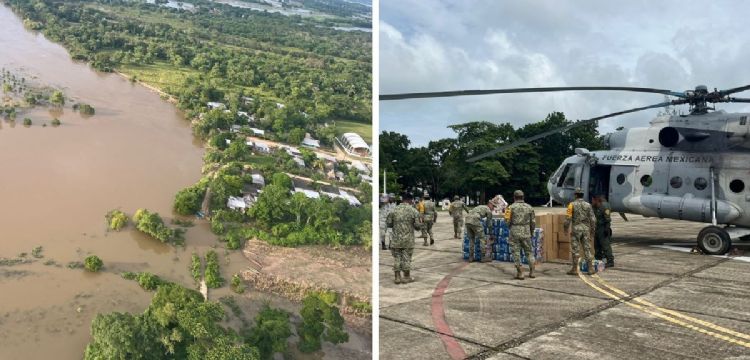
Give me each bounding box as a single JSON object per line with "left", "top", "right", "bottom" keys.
{"left": 251, "top": 173, "right": 265, "bottom": 186}
{"left": 249, "top": 127, "right": 265, "bottom": 136}
{"left": 294, "top": 187, "right": 320, "bottom": 199}
{"left": 301, "top": 134, "right": 320, "bottom": 148}
{"left": 254, "top": 141, "right": 271, "bottom": 153}
{"left": 339, "top": 190, "right": 361, "bottom": 206}
{"left": 337, "top": 132, "right": 371, "bottom": 157}
{"left": 207, "top": 101, "right": 225, "bottom": 110}
{"left": 316, "top": 152, "right": 337, "bottom": 163}
{"left": 292, "top": 157, "right": 305, "bottom": 168}
{"left": 230, "top": 124, "right": 242, "bottom": 133}
{"left": 359, "top": 174, "right": 372, "bottom": 182}
{"left": 350, "top": 160, "right": 370, "bottom": 175}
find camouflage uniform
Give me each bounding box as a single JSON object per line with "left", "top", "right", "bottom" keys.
{"left": 448, "top": 198, "right": 468, "bottom": 238}
{"left": 419, "top": 199, "right": 437, "bottom": 245}
{"left": 564, "top": 196, "right": 597, "bottom": 274}
{"left": 386, "top": 204, "right": 421, "bottom": 283}
{"left": 465, "top": 205, "right": 492, "bottom": 262}
{"left": 594, "top": 200, "right": 614, "bottom": 265}
{"left": 380, "top": 202, "right": 396, "bottom": 250}
{"left": 505, "top": 199, "right": 536, "bottom": 269}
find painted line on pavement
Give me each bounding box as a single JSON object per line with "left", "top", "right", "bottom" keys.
{"left": 577, "top": 272, "right": 750, "bottom": 348}
{"left": 431, "top": 262, "right": 470, "bottom": 360}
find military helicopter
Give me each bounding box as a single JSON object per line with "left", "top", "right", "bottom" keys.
{"left": 381, "top": 84, "right": 750, "bottom": 254}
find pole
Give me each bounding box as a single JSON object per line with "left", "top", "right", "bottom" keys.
{"left": 383, "top": 169, "right": 387, "bottom": 195}
{"left": 710, "top": 167, "right": 717, "bottom": 226}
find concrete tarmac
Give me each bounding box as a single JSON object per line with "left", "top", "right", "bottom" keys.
{"left": 379, "top": 209, "right": 750, "bottom": 359}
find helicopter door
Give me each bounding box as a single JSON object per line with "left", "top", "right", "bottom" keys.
{"left": 588, "top": 165, "right": 611, "bottom": 200}
{"left": 609, "top": 165, "right": 637, "bottom": 212}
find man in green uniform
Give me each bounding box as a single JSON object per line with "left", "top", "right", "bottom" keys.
{"left": 593, "top": 194, "right": 614, "bottom": 267}
{"left": 448, "top": 195, "right": 468, "bottom": 239}
{"left": 418, "top": 192, "right": 437, "bottom": 246}
{"left": 504, "top": 190, "right": 536, "bottom": 280}
{"left": 386, "top": 193, "right": 421, "bottom": 284}
{"left": 564, "top": 188, "right": 597, "bottom": 275}
{"left": 465, "top": 201, "right": 494, "bottom": 262}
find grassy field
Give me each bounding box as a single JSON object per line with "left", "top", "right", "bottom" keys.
{"left": 334, "top": 119, "right": 372, "bottom": 143}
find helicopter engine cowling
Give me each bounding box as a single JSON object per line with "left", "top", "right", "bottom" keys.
{"left": 658, "top": 126, "right": 711, "bottom": 147}
{"left": 623, "top": 194, "right": 741, "bottom": 224}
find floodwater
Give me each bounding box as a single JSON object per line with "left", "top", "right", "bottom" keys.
{"left": 0, "top": 5, "right": 369, "bottom": 359}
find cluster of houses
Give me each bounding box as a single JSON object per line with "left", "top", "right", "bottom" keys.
{"left": 225, "top": 168, "right": 363, "bottom": 211}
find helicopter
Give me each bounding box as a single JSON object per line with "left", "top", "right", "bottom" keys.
{"left": 381, "top": 84, "right": 750, "bottom": 255}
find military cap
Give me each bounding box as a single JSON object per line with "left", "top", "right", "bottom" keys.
{"left": 575, "top": 187, "right": 584, "bottom": 194}
{"left": 513, "top": 190, "right": 524, "bottom": 197}
{"left": 453, "top": 195, "right": 460, "bottom": 200}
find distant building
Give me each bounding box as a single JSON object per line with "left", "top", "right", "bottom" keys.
{"left": 251, "top": 173, "right": 265, "bottom": 186}
{"left": 292, "top": 157, "right": 305, "bottom": 168}
{"left": 254, "top": 141, "right": 271, "bottom": 153}
{"left": 275, "top": 102, "right": 285, "bottom": 109}
{"left": 249, "top": 127, "right": 265, "bottom": 137}
{"left": 207, "top": 101, "right": 225, "bottom": 110}
{"left": 242, "top": 96, "right": 254, "bottom": 104}
{"left": 227, "top": 195, "right": 254, "bottom": 211}
{"left": 350, "top": 160, "right": 370, "bottom": 175}
{"left": 230, "top": 125, "right": 242, "bottom": 133}
{"left": 301, "top": 134, "right": 321, "bottom": 148}
{"left": 294, "top": 187, "right": 320, "bottom": 199}
{"left": 337, "top": 132, "right": 371, "bottom": 157}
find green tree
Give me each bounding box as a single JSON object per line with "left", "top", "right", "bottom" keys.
{"left": 246, "top": 306, "right": 292, "bottom": 360}
{"left": 297, "top": 293, "right": 348, "bottom": 353}
{"left": 106, "top": 209, "right": 129, "bottom": 231}
{"left": 204, "top": 250, "right": 224, "bottom": 288}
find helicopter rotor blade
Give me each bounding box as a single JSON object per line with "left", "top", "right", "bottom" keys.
{"left": 466, "top": 101, "right": 675, "bottom": 162}
{"left": 718, "top": 85, "right": 750, "bottom": 97}
{"left": 727, "top": 97, "right": 750, "bottom": 103}
{"left": 380, "top": 86, "right": 687, "bottom": 101}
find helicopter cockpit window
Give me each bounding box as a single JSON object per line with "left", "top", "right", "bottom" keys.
{"left": 640, "top": 175, "right": 653, "bottom": 187}
{"left": 694, "top": 177, "right": 708, "bottom": 190}
{"left": 670, "top": 176, "right": 683, "bottom": 189}
{"left": 616, "top": 174, "right": 626, "bottom": 185}
{"left": 556, "top": 164, "right": 571, "bottom": 187}
{"left": 562, "top": 164, "right": 581, "bottom": 188}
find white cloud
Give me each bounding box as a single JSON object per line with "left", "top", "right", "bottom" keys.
{"left": 380, "top": 0, "right": 750, "bottom": 147}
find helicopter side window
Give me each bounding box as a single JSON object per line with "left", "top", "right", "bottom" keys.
{"left": 616, "top": 174, "right": 626, "bottom": 185}
{"left": 640, "top": 175, "right": 653, "bottom": 187}
{"left": 670, "top": 176, "right": 683, "bottom": 189}
{"left": 741, "top": 116, "right": 747, "bottom": 126}
{"left": 694, "top": 177, "right": 708, "bottom": 190}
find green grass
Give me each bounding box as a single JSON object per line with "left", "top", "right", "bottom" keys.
{"left": 118, "top": 63, "right": 195, "bottom": 93}
{"left": 247, "top": 154, "right": 277, "bottom": 167}
{"left": 334, "top": 119, "right": 371, "bottom": 143}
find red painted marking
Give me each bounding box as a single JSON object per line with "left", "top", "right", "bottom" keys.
{"left": 431, "top": 262, "right": 470, "bottom": 360}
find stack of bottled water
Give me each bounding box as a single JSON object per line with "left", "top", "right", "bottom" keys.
{"left": 579, "top": 259, "right": 606, "bottom": 272}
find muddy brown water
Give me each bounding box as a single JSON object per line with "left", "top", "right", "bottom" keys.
{"left": 0, "top": 5, "right": 369, "bottom": 359}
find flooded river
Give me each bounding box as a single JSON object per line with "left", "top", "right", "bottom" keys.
{"left": 0, "top": 5, "right": 368, "bottom": 359}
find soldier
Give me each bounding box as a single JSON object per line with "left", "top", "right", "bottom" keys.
{"left": 505, "top": 190, "right": 536, "bottom": 280}
{"left": 593, "top": 194, "right": 614, "bottom": 267}
{"left": 465, "top": 200, "right": 495, "bottom": 262}
{"left": 386, "top": 193, "right": 421, "bottom": 284}
{"left": 418, "top": 192, "right": 437, "bottom": 246}
{"left": 448, "top": 195, "right": 468, "bottom": 239}
{"left": 564, "top": 188, "right": 597, "bottom": 275}
{"left": 379, "top": 194, "right": 396, "bottom": 250}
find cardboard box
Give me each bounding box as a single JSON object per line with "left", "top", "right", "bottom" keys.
{"left": 558, "top": 241, "right": 571, "bottom": 261}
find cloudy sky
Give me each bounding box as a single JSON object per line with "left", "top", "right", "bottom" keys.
{"left": 379, "top": 0, "right": 750, "bottom": 147}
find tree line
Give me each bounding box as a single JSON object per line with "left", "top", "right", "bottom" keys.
{"left": 380, "top": 112, "right": 605, "bottom": 205}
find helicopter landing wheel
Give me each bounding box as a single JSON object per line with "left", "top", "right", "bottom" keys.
{"left": 697, "top": 226, "right": 731, "bottom": 255}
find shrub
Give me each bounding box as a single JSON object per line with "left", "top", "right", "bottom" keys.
{"left": 230, "top": 274, "right": 245, "bottom": 294}
{"left": 31, "top": 246, "right": 43, "bottom": 258}
{"left": 105, "top": 209, "right": 128, "bottom": 231}
{"left": 204, "top": 250, "right": 224, "bottom": 288}
{"left": 133, "top": 208, "right": 185, "bottom": 245}
{"left": 137, "top": 272, "right": 162, "bottom": 290}
{"left": 84, "top": 255, "right": 103, "bottom": 272}
{"left": 22, "top": 118, "right": 31, "bottom": 126}
{"left": 51, "top": 118, "right": 61, "bottom": 126}
{"left": 190, "top": 253, "right": 202, "bottom": 282}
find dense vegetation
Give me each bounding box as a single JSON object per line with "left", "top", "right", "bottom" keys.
{"left": 297, "top": 292, "right": 349, "bottom": 353}
{"left": 381, "top": 112, "right": 605, "bottom": 204}
{"left": 204, "top": 250, "right": 224, "bottom": 289}
{"left": 84, "top": 283, "right": 259, "bottom": 359}
{"left": 133, "top": 208, "right": 185, "bottom": 245}
{"left": 190, "top": 253, "right": 202, "bottom": 283}
{"left": 8, "top": 0, "right": 371, "bottom": 143}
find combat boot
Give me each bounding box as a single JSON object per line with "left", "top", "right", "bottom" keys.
{"left": 606, "top": 260, "right": 615, "bottom": 268}
{"left": 528, "top": 262, "right": 536, "bottom": 278}
{"left": 515, "top": 265, "right": 524, "bottom": 280}
{"left": 422, "top": 236, "right": 428, "bottom": 246}
{"left": 567, "top": 257, "right": 579, "bottom": 276}
{"left": 430, "top": 237, "right": 434, "bottom": 245}
{"left": 587, "top": 259, "right": 597, "bottom": 275}
{"left": 381, "top": 241, "right": 387, "bottom": 251}
{"left": 394, "top": 271, "right": 402, "bottom": 284}
{"left": 401, "top": 271, "right": 414, "bottom": 283}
